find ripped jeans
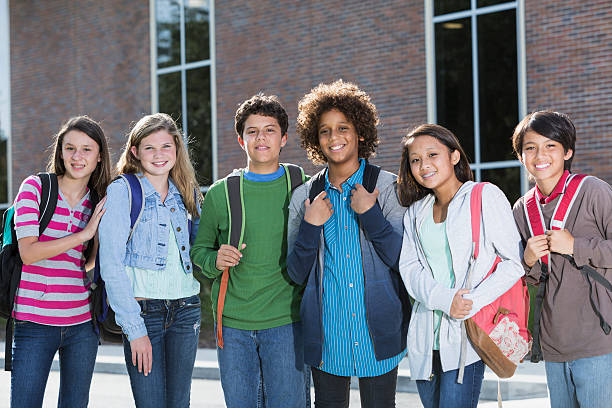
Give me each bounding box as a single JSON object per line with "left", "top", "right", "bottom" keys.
{"left": 122, "top": 295, "right": 201, "bottom": 408}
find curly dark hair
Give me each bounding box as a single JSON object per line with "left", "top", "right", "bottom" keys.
{"left": 296, "top": 79, "right": 379, "bottom": 165}
{"left": 235, "top": 93, "right": 289, "bottom": 137}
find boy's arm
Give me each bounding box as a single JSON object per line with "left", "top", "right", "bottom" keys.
{"left": 287, "top": 186, "right": 321, "bottom": 285}
{"left": 357, "top": 181, "right": 405, "bottom": 271}
{"left": 190, "top": 188, "right": 223, "bottom": 279}
{"left": 572, "top": 179, "right": 612, "bottom": 269}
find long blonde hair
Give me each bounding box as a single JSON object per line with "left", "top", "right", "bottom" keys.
{"left": 116, "top": 113, "right": 203, "bottom": 217}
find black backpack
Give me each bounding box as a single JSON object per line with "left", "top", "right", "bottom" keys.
{"left": 0, "top": 173, "right": 58, "bottom": 371}
{"left": 308, "top": 162, "right": 381, "bottom": 202}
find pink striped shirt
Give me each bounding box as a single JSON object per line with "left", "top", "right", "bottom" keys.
{"left": 13, "top": 175, "right": 93, "bottom": 326}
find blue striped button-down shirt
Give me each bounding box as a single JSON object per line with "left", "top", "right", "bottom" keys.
{"left": 320, "top": 159, "right": 405, "bottom": 377}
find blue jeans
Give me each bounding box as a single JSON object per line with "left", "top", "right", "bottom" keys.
{"left": 416, "top": 351, "right": 485, "bottom": 408}
{"left": 545, "top": 351, "right": 612, "bottom": 408}
{"left": 122, "top": 295, "right": 201, "bottom": 408}
{"left": 216, "top": 322, "right": 309, "bottom": 408}
{"left": 11, "top": 320, "right": 99, "bottom": 408}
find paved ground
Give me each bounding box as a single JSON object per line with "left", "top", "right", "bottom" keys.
{"left": 0, "top": 342, "right": 551, "bottom": 407}
{"left": 0, "top": 371, "right": 550, "bottom": 407}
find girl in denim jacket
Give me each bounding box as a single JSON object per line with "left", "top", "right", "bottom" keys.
{"left": 99, "top": 113, "right": 203, "bottom": 408}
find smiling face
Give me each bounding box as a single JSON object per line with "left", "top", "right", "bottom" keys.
{"left": 238, "top": 114, "right": 287, "bottom": 174}
{"left": 407, "top": 135, "right": 460, "bottom": 193}
{"left": 130, "top": 129, "right": 177, "bottom": 180}
{"left": 61, "top": 130, "right": 101, "bottom": 181}
{"left": 520, "top": 130, "right": 573, "bottom": 190}
{"left": 317, "top": 109, "right": 362, "bottom": 168}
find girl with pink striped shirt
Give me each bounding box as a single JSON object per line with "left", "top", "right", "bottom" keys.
{"left": 10, "top": 116, "right": 111, "bottom": 408}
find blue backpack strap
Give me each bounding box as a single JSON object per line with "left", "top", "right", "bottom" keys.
{"left": 119, "top": 174, "right": 145, "bottom": 238}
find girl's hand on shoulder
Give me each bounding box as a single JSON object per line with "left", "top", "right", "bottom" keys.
{"left": 524, "top": 234, "right": 550, "bottom": 267}
{"left": 215, "top": 243, "right": 246, "bottom": 271}
{"left": 546, "top": 229, "right": 574, "bottom": 255}
{"left": 349, "top": 183, "right": 379, "bottom": 214}
{"left": 450, "top": 289, "right": 473, "bottom": 319}
{"left": 130, "top": 335, "right": 152, "bottom": 376}
{"left": 304, "top": 191, "right": 333, "bottom": 226}
{"left": 79, "top": 197, "right": 107, "bottom": 241}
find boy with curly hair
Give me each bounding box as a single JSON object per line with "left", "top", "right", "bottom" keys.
{"left": 287, "top": 80, "right": 411, "bottom": 406}
{"left": 191, "top": 94, "right": 308, "bottom": 407}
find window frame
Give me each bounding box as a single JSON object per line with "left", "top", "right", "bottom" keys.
{"left": 0, "top": 0, "right": 12, "bottom": 209}
{"left": 150, "top": 0, "right": 217, "bottom": 192}
{"left": 425, "top": 0, "right": 528, "bottom": 194}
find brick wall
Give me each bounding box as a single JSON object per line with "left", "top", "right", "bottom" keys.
{"left": 215, "top": 0, "right": 427, "bottom": 178}
{"left": 525, "top": 0, "right": 612, "bottom": 182}
{"left": 10, "top": 0, "right": 151, "bottom": 195}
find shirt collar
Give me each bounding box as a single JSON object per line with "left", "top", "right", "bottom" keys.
{"left": 536, "top": 170, "right": 570, "bottom": 204}
{"left": 324, "top": 159, "right": 366, "bottom": 191}
{"left": 137, "top": 173, "right": 180, "bottom": 199}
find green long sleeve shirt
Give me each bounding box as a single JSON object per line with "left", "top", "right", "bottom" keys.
{"left": 190, "top": 174, "right": 303, "bottom": 330}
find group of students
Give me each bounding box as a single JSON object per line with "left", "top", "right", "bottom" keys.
{"left": 7, "top": 79, "right": 611, "bottom": 408}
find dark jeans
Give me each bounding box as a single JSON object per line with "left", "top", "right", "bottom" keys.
{"left": 122, "top": 295, "right": 201, "bottom": 408}
{"left": 311, "top": 366, "right": 398, "bottom": 408}
{"left": 11, "top": 320, "right": 99, "bottom": 408}
{"left": 416, "top": 351, "right": 485, "bottom": 408}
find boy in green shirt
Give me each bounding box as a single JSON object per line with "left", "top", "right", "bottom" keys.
{"left": 191, "top": 94, "right": 308, "bottom": 408}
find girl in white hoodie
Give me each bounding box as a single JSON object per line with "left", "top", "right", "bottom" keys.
{"left": 397, "top": 124, "right": 524, "bottom": 408}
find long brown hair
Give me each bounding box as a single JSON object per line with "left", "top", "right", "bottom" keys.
{"left": 47, "top": 116, "right": 112, "bottom": 199}
{"left": 116, "top": 113, "right": 203, "bottom": 217}
{"left": 397, "top": 124, "right": 473, "bottom": 207}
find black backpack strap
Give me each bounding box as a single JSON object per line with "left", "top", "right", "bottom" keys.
{"left": 362, "top": 163, "right": 381, "bottom": 193}
{"left": 283, "top": 164, "right": 306, "bottom": 194}
{"left": 308, "top": 169, "right": 327, "bottom": 203}
{"left": 37, "top": 172, "right": 58, "bottom": 234}
{"left": 225, "top": 174, "right": 243, "bottom": 248}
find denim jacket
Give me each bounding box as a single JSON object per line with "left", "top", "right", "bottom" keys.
{"left": 98, "top": 174, "right": 199, "bottom": 340}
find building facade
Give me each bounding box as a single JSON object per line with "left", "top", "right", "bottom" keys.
{"left": 2, "top": 0, "right": 611, "bottom": 208}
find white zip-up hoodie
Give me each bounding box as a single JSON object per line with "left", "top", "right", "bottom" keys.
{"left": 399, "top": 181, "right": 524, "bottom": 380}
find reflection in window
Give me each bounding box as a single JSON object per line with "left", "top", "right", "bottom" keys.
{"left": 156, "top": 0, "right": 180, "bottom": 68}
{"left": 156, "top": 0, "right": 212, "bottom": 187}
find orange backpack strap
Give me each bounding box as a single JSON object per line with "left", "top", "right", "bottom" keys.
{"left": 216, "top": 173, "right": 245, "bottom": 349}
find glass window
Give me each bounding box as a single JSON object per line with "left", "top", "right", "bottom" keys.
{"left": 478, "top": 10, "right": 518, "bottom": 162}
{"left": 0, "top": 0, "right": 10, "bottom": 206}
{"left": 435, "top": 17, "right": 474, "bottom": 161}
{"left": 434, "top": 0, "right": 470, "bottom": 16}
{"left": 432, "top": 1, "right": 524, "bottom": 197}
{"left": 155, "top": 0, "right": 213, "bottom": 187}
{"left": 156, "top": 0, "right": 180, "bottom": 69}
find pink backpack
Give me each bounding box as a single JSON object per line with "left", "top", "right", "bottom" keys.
{"left": 460, "top": 183, "right": 531, "bottom": 380}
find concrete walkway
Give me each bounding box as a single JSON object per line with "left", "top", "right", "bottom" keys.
{"left": 1, "top": 342, "right": 550, "bottom": 406}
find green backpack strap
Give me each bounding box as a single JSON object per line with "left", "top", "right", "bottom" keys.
{"left": 281, "top": 163, "right": 306, "bottom": 195}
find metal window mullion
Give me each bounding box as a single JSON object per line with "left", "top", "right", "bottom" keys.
{"left": 516, "top": 0, "right": 529, "bottom": 194}
{"left": 426, "top": 0, "right": 436, "bottom": 123}
{"left": 469, "top": 160, "right": 522, "bottom": 170}
{"left": 157, "top": 59, "right": 210, "bottom": 75}
{"left": 1, "top": 0, "right": 11, "bottom": 204}
{"left": 150, "top": 0, "right": 158, "bottom": 113}
{"left": 432, "top": 1, "right": 517, "bottom": 23}
{"left": 210, "top": 0, "right": 218, "bottom": 182}
{"left": 179, "top": 0, "right": 188, "bottom": 139}
{"left": 471, "top": 0, "right": 481, "bottom": 181}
